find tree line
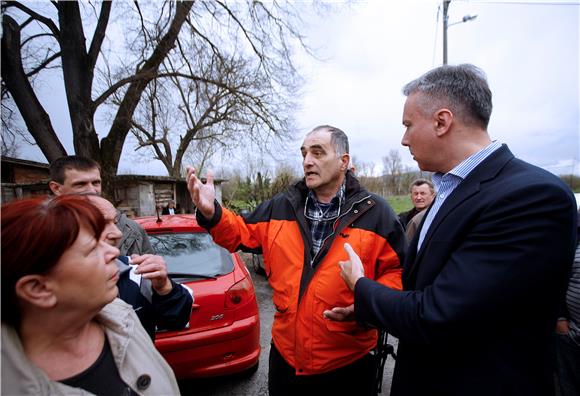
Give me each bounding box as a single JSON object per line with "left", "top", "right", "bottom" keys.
{"left": 219, "top": 148, "right": 579, "bottom": 212}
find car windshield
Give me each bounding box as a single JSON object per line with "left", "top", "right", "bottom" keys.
{"left": 148, "top": 232, "right": 234, "bottom": 278}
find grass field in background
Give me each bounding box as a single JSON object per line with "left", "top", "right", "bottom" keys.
{"left": 386, "top": 195, "right": 413, "bottom": 214}
{"left": 229, "top": 194, "right": 414, "bottom": 215}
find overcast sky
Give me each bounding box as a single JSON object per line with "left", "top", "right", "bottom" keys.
{"left": 15, "top": 0, "right": 580, "bottom": 177}
{"left": 292, "top": 0, "right": 580, "bottom": 176}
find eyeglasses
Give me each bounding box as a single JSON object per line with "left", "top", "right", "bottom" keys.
{"left": 303, "top": 194, "right": 342, "bottom": 222}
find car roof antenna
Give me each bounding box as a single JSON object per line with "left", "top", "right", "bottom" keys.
{"left": 156, "top": 203, "right": 163, "bottom": 223}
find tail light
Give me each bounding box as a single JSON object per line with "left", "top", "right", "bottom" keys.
{"left": 225, "top": 276, "right": 255, "bottom": 309}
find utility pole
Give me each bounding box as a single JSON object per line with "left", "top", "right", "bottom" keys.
{"left": 442, "top": 0, "right": 477, "bottom": 65}
{"left": 443, "top": 0, "right": 450, "bottom": 65}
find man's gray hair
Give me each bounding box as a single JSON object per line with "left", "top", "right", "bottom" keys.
{"left": 309, "top": 125, "right": 349, "bottom": 156}
{"left": 409, "top": 178, "right": 435, "bottom": 193}
{"left": 402, "top": 64, "right": 492, "bottom": 129}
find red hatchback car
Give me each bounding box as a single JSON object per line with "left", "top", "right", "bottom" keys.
{"left": 135, "top": 214, "right": 260, "bottom": 378}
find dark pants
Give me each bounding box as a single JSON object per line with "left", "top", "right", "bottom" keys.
{"left": 268, "top": 343, "right": 377, "bottom": 396}
{"left": 555, "top": 333, "right": 580, "bottom": 396}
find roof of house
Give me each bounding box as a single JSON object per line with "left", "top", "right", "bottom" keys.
{"left": 0, "top": 157, "right": 226, "bottom": 183}
{"left": 1, "top": 156, "right": 49, "bottom": 169}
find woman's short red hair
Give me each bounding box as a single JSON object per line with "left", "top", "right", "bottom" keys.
{"left": 1, "top": 195, "right": 106, "bottom": 326}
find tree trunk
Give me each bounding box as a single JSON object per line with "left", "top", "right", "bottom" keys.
{"left": 100, "top": 0, "right": 194, "bottom": 197}
{"left": 1, "top": 15, "right": 67, "bottom": 162}
{"left": 57, "top": 2, "right": 100, "bottom": 160}
{"left": 99, "top": 149, "right": 117, "bottom": 202}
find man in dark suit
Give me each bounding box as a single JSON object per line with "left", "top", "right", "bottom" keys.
{"left": 337, "top": 64, "right": 577, "bottom": 396}
{"left": 161, "top": 200, "right": 177, "bottom": 215}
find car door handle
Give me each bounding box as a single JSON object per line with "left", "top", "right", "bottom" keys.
{"left": 192, "top": 303, "right": 201, "bottom": 310}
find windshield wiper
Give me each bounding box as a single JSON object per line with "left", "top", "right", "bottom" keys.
{"left": 168, "top": 272, "right": 217, "bottom": 280}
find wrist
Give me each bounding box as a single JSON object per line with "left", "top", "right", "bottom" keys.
{"left": 202, "top": 207, "right": 215, "bottom": 219}
{"left": 196, "top": 203, "right": 215, "bottom": 220}
{"left": 153, "top": 279, "right": 173, "bottom": 296}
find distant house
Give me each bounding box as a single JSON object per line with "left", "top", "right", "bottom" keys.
{"left": 1, "top": 156, "right": 224, "bottom": 216}
{"left": 115, "top": 174, "right": 225, "bottom": 217}
{"left": 1, "top": 157, "right": 51, "bottom": 202}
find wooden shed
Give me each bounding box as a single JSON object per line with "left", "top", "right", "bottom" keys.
{"left": 1, "top": 157, "right": 224, "bottom": 217}
{"left": 1, "top": 157, "right": 52, "bottom": 202}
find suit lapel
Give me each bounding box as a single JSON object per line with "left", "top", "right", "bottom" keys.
{"left": 403, "top": 184, "right": 479, "bottom": 287}
{"left": 403, "top": 145, "right": 515, "bottom": 288}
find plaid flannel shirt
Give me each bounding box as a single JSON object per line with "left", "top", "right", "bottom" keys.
{"left": 304, "top": 183, "right": 345, "bottom": 261}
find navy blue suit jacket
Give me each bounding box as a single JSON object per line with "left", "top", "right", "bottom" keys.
{"left": 355, "top": 145, "right": 577, "bottom": 396}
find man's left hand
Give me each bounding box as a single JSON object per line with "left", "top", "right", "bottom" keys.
{"left": 323, "top": 305, "right": 355, "bottom": 322}
{"left": 131, "top": 254, "right": 173, "bottom": 295}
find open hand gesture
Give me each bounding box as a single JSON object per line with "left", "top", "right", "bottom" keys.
{"left": 186, "top": 166, "right": 216, "bottom": 219}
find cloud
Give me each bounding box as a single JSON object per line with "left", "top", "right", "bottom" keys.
{"left": 294, "top": 0, "right": 579, "bottom": 175}
{"left": 14, "top": 1, "right": 579, "bottom": 179}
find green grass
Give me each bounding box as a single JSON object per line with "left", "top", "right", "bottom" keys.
{"left": 386, "top": 195, "right": 413, "bottom": 214}
{"left": 229, "top": 194, "right": 414, "bottom": 215}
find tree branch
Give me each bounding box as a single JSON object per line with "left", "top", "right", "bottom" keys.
{"left": 8, "top": 1, "right": 61, "bottom": 40}
{"left": 20, "top": 32, "right": 55, "bottom": 47}
{"left": 93, "top": 71, "right": 231, "bottom": 108}
{"left": 26, "top": 51, "right": 61, "bottom": 78}
{"left": 214, "top": 1, "right": 263, "bottom": 63}
{"left": 184, "top": 16, "right": 220, "bottom": 58}
{"left": 1, "top": 14, "right": 67, "bottom": 161}
{"left": 87, "top": 0, "right": 112, "bottom": 70}
{"left": 132, "top": 1, "right": 150, "bottom": 60}
{"left": 101, "top": 0, "right": 194, "bottom": 181}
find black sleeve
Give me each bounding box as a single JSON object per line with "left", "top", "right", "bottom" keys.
{"left": 355, "top": 182, "right": 577, "bottom": 345}
{"left": 152, "top": 280, "right": 193, "bottom": 331}
{"left": 195, "top": 200, "right": 223, "bottom": 229}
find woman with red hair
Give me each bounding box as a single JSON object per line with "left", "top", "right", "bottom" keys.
{"left": 1, "top": 195, "right": 179, "bottom": 395}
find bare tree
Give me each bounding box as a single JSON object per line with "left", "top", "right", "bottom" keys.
{"left": 0, "top": 99, "right": 30, "bottom": 157}
{"left": 351, "top": 155, "right": 376, "bottom": 178}
{"left": 382, "top": 149, "right": 404, "bottom": 195}
{"left": 2, "top": 1, "right": 193, "bottom": 197}
{"left": 270, "top": 165, "right": 299, "bottom": 197}
{"left": 129, "top": 45, "right": 294, "bottom": 177}
{"left": 181, "top": 138, "right": 222, "bottom": 178}
{"left": 1, "top": 1, "right": 311, "bottom": 198}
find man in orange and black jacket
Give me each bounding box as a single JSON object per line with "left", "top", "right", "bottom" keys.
{"left": 186, "top": 125, "right": 405, "bottom": 395}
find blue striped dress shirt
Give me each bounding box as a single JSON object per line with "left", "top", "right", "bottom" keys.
{"left": 417, "top": 140, "right": 502, "bottom": 250}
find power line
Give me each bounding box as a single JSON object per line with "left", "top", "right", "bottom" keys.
{"left": 455, "top": 1, "right": 579, "bottom": 5}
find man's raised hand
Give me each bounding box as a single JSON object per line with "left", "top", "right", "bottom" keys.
{"left": 186, "top": 166, "right": 216, "bottom": 219}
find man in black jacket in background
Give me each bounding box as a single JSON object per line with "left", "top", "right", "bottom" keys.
{"left": 87, "top": 194, "right": 192, "bottom": 340}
